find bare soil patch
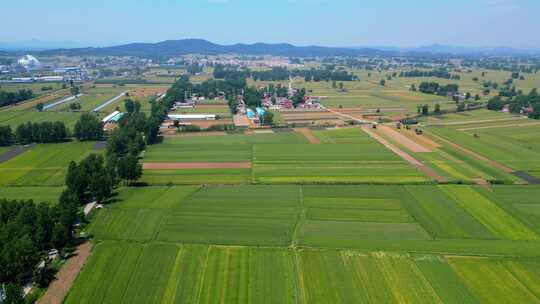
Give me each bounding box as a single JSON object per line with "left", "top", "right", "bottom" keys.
{"left": 143, "top": 162, "right": 252, "bottom": 170}
{"left": 38, "top": 242, "right": 93, "bottom": 304}
{"left": 378, "top": 125, "right": 432, "bottom": 153}
{"left": 398, "top": 129, "right": 441, "bottom": 150}
{"left": 294, "top": 128, "right": 321, "bottom": 144}
{"left": 362, "top": 126, "right": 446, "bottom": 182}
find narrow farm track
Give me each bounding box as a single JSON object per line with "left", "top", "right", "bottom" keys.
{"left": 39, "top": 242, "right": 93, "bottom": 304}
{"left": 361, "top": 126, "right": 447, "bottom": 183}
{"left": 294, "top": 128, "right": 321, "bottom": 144}
{"left": 142, "top": 162, "right": 252, "bottom": 169}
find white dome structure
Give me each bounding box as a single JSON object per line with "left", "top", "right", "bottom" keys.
{"left": 18, "top": 55, "right": 41, "bottom": 68}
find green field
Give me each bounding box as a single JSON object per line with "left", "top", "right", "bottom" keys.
{"left": 12, "top": 68, "right": 539, "bottom": 303}
{"left": 0, "top": 141, "right": 102, "bottom": 186}
{"left": 0, "top": 186, "right": 64, "bottom": 204}
{"left": 143, "top": 128, "right": 428, "bottom": 184}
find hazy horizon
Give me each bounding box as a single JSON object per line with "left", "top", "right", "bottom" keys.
{"left": 2, "top": 0, "right": 540, "bottom": 49}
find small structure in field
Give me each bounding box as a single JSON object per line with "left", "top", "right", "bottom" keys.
{"left": 168, "top": 114, "right": 216, "bottom": 121}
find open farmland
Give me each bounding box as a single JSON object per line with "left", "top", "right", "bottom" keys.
{"left": 0, "top": 141, "right": 102, "bottom": 186}
{"left": 422, "top": 111, "right": 540, "bottom": 180}
{"left": 4, "top": 68, "right": 537, "bottom": 304}
{"left": 66, "top": 180, "right": 540, "bottom": 303}
{"left": 142, "top": 128, "right": 429, "bottom": 184}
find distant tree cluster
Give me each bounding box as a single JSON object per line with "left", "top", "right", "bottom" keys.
{"left": 250, "top": 67, "right": 290, "bottom": 81}
{"left": 167, "top": 75, "right": 245, "bottom": 103}
{"left": 15, "top": 121, "right": 68, "bottom": 144}
{"left": 488, "top": 88, "right": 540, "bottom": 119}
{"left": 418, "top": 82, "right": 459, "bottom": 96}
{"left": 74, "top": 114, "right": 104, "bottom": 141}
{"left": 214, "top": 65, "right": 357, "bottom": 82}
{"left": 399, "top": 69, "right": 460, "bottom": 80}
{"left": 296, "top": 68, "right": 357, "bottom": 82}
{"left": 0, "top": 89, "right": 34, "bottom": 108}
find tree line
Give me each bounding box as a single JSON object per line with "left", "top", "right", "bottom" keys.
{"left": 0, "top": 121, "right": 69, "bottom": 146}
{"left": 213, "top": 65, "right": 357, "bottom": 82}
{"left": 417, "top": 82, "right": 459, "bottom": 96}
{"left": 0, "top": 89, "right": 34, "bottom": 108}
{"left": 399, "top": 69, "right": 460, "bottom": 80}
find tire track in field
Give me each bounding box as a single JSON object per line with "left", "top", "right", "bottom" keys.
{"left": 361, "top": 126, "right": 446, "bottom": 183}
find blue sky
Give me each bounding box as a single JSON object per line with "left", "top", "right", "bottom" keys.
{"left": 2, "top": 0, "right": 539, "bottom": 48}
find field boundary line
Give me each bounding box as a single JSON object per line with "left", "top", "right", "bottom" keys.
{"left": 294, "top": 250, "right": 306, "bottom": 304}
{"left": 194, "top": 246, "right": 212, "bottom": 303}
{"left": 361, "top": 126, "right": 446, "bottom": 183}
{"left": 38, "top": 242, "right": 93, "bottom": 304}
{"left": 291, "top": 186, "right": 306, "bottom": 248}
{"left": 118, "top": 243, "right": 145, "bottom": 302}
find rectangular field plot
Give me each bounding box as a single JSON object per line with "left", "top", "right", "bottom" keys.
{"left": 111, "top": 186, "right": 200, "bottom": 209}
{"left": 144, "top": 143, "right": 252, "bottom": 163}
{"left": 298, "top": 185, "right": 430, "bottom": 247}
{"left": 67, "top": 243, "right": 298, "bottom": 304}
{"left": 156, "top": 185, "right": 301, "bottom": 246}
{"left": 0, "top": 142, "right": 101, "bottom": 186}
{"left": 312, "top": 127, "right": 376, "bottom": 144}
{"left": 89, "top": 208, "right": 163, "bottom": 241}
{"left": 0, "top": 186, "right": 64, "bottom": 204}
{"left": 253, "top": 144, "right": 427, "bottom": 183}
{"left": 141, "top": 168, "right": 251, "bottom": 185}
{"left": 303, "top": 185, "right": 413, "bottom": 223}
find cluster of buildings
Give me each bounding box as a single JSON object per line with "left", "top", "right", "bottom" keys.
{"left": 1, "top": 54, "right": 89, "bottom": 83}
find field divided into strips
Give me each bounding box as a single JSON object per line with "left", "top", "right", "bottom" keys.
{"left": 424, "top": 111, "right": 540, "bottom": 179}
{"left": 142, "top": 132, "right": 307, "bottom": 185}
{"left": 440, "top": 185, "right": 539, "bottom": 240}
{"left": 252, "top": 127, "right": 427, "bottom": 184}
{"left": 368, "top": 122, "right": 519, "bottom": 183}
{"left": 89, "top": 186, "right": 199, "bottom": 241}
{"left": 0, "top": 142, "right": 101, "bottom": 186}
{"left": 66, "top": 242, "right": 299, "bottom": 304}
{"left": 476, "top": 186, "right": 540, "bottom": 234}
{"left": 448, "top": 257, "right": 540, "bottom": 304}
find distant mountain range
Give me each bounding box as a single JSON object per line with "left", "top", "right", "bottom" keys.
{"left": 35, "top": 39, "right": 385, "bottom": 57}
{"left": 2, "top": 39, "right": 539, "bottom": 57}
